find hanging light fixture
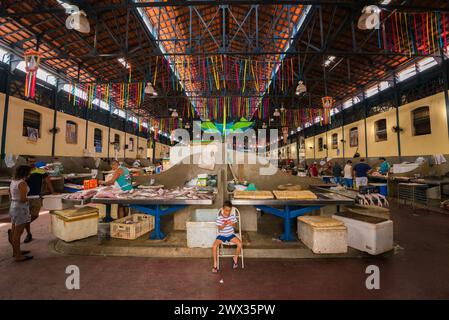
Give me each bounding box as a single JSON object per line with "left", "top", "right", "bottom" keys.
{"left": 184, "top": 122, "right": 191, "bottom": 129}
{"left": 145, "top": 82, "right": 157, "bottom": 96}
{"left": 273, "top": 108, "right": 281, "bottom": 117}
{"left": 280, "top": 104, "right": 285, "bottom": 113}
{"left": 295, "top": 80, "right": 307, "bottom": 95}
{"left": 171, "top": 109, "right": 178, "bottom": 118}
{"left": 64, "top": 5, "right": 90, "bottom": 34}
{"left": 357, "top": 5, "right": 381, "bottom": 30}
{"left": 262, "top": 122, "right": 267, "bottom": 129}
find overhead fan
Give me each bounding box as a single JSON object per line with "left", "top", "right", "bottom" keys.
{"left": 64, "top": 5, "right": 90, "bottom": 34}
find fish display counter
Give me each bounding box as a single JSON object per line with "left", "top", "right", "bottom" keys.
{"left": 91, "top": 186, "right": 216, "bottom": 240}
{"left": 231, "top": 189, "right": 355, "bottom": 241}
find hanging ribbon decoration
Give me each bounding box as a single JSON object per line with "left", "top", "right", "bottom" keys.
{"left": 68, "top": 81, "right": 146, "bottom": 112}
{"left": 321, "top": 96, "right": 335, "bottom": 125}
{"left": 380, "top": 11, "right": 449, "bottom": 55}
{"left": 24, "top": 50, "right": 41, "bottom": 99}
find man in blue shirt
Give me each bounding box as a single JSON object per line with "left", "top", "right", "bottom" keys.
{"left": 379, "top": 157, "right": 391, "bottom": 175}
{"left": 353, "top": 158, "right": 371, "bottom": 190}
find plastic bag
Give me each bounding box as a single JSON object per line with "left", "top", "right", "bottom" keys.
{"left": 5, "top": 154, "right": 18, "bottom": 168}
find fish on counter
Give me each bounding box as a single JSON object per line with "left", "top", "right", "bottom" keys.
{"left": 93, "top": 186, "right": 214, "bottom": 200}
{"left": 63, "top": 188, "right": 99, "bottom": 200}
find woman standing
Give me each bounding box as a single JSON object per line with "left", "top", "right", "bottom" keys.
{"left": 8, "top": 165, "right": 33, "bottom": 262}
{"left": 343, "top": 160, "right": 354, "bottom": 189}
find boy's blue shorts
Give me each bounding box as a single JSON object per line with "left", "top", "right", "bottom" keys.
{"left": 216, "top": 234, "right": 236, "bottom": 242}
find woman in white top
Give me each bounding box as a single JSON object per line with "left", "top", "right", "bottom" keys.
{"left": 343, "top": 160, "right": 354, "bottom": 189}
{"left": 8, "top": 165, "right": 33, "bottom": 262}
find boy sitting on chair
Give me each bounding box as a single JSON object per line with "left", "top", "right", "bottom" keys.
{"left": 212, "top": 201, "right": 242, "bottom": 273}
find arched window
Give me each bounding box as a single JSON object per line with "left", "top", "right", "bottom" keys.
{"left": 412, "top": 106, "right": 431, "bottom": 136}
{"left": 318, "top": 137, "right": 323, "bottom": 151}
{"left": 22, "top": 109, "right": 41, "bottom": 138}
{"left": 94, "top": 128, "right": 102, "bottom": 152}
{"left": 349, "top": 127, "right": 358, "bottom": 147}
{"left": 331, "top": 133, "right": 338, "bottom": 149}
{"left": 66, "top": 121, "right": 78, "bottom": 144}
{"left": 375, "top": 119, "right": 387, "bottom": 142}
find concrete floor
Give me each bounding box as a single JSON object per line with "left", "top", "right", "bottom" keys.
{"left": 52, "top": 213, "right": 367, "bottom": 259}
{"left": 0, "top": 200, "right": 449, "bottom": 299}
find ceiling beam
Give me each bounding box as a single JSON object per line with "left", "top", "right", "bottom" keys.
{"left": 2, "top": 1, "right": 448, "bottom": 19}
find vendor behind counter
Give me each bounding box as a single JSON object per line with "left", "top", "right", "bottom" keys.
{"left": 99, "top": 160, "right": 133, "bottom": 191}
{"left": 378, "top": 157, "right": 391, "bottom": 175}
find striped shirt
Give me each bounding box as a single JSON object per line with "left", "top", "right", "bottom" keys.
{"left": 216, "top": 208, "right": 237, "bottom": 237}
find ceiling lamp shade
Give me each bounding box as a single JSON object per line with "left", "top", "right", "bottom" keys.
{"left": 171, "top": 109, "right": 178, "bottom": 118}
{"left": 145, "top": 82, "right": 157, "bottom": 95}
{"left": 357, "top": 5, "right": 380, "bottom": 30}
{"left": 184, "top": 122, "right": 191, "bottom": 129}
{"left": 295, "top": 80, "right": 307, "bottom": 95}
{"left": 262, "top": 122, "right": 267, "bottom": 129}
{"left": 273, "top": 108, "right": 281, "bottom": 117}
{"left": 65, "top": 7, "right": 90, "bottom": 34}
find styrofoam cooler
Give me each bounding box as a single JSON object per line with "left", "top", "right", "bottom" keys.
{"left": 186, "top": 209, "right": 219, "bottom": 248}
{"left": 42, "top": 194, "right": 71, "bottom": 211}
{"left": 297, "top": 216, "right": 347, "bottom": 254}
{"left": 51, "top": 207, "right": 99, "bottom": 242}
{"left": 87, "top": 203, "right": 119, "bottom": 219}
{"left": 332, "top": 212, "right": 393, "bottom": 255}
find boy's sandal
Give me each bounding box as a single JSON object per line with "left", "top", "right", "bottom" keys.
{"left": 212, "top": 267, "right": 218, "bottom": 273}
{"left": 12, "top": 250, "right": 31, "bottom": 257}
{"left": 24, "top": 234, "right": 33, "bottom": 243}
{"left": 15, "top": 255, "right": 33, "bottom": 262}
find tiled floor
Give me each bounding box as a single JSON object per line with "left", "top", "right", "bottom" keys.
{"left": 0, "top": 201, "right": 448, "bottom": 299}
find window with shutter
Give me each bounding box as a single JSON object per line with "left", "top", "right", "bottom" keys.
{"left": 66, "top": 121, "right": 78, "bottom": 144}
{"left": 114, "top": 134, "right": 120, "bottom": 150}
{"left": 375, "top": 119, "right": 387, "bottom": 142}
{"left": 94, "top": 128, "right": 102, "bottom": 152}
{"left": 349, "top": 127, "right": 358, "bottom": 147}
{"left": 22, "top": 109, "right": 41, "bottom": 137}
{"left": 331, "top": 133, "right": 338, "bottom": 149}
{"left": 129, "top": 137, "right": 134, "bottom": 151}
{"left": 412, "top": 107, "right": 431, "bottom": 136}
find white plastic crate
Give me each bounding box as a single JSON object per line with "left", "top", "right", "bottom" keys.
{"left": 297, "top": 216, "right": 347, "bottom": 254}
{"left": 332, "top": 212, "right": 393, "bottom": 255}
{"left": 51, "top": 207, "right": 99, "bottom": 242}
{"left": 186, "top": 209, "right": 219, "bottom": 248}
{"left": 110, "top": 214, "right": 154, "bottom": 240}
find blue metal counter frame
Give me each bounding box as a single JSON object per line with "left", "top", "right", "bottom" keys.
{"left": 255, "top": 205, "right": 324, "bottom": 241}
{"left": 102, "top": 203, "right": 187, "bottom": 240}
